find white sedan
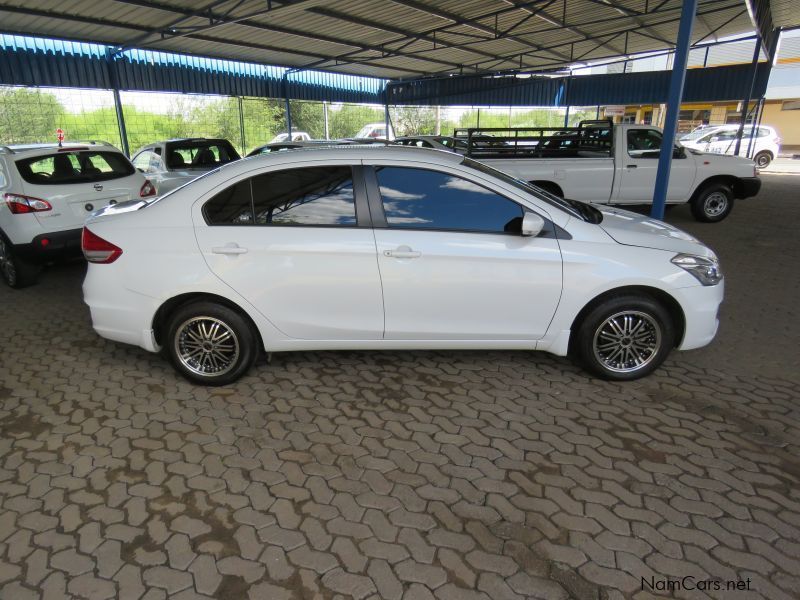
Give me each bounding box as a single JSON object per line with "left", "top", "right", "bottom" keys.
{"left": 82, "top": 146, "right": 723, "bottom": 385}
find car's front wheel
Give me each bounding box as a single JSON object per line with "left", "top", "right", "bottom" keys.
{"left": 165, "top": 301, "right": 259, "bottom": 386}
{"left": 690, "top": 183, "right": 734, "bottom": 223}
{"left": 0, "top": 236, "right": 40, "bottom": 289}
{"left": 573, "top": 294, "right": 675, "bottom": 381}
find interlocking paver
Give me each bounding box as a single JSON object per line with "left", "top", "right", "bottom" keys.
{"left": 0, "top": 175, "right": 798, "bottom": 599}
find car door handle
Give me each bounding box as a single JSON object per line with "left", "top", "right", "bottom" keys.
{"left": 384, "top": 246, "right": 421, "bottom": 259}
{"left": 626, "top": 164, "right": 637, "bottom": 169}
{"left": 212, "top": 244, "right": 248, "bottom": 255}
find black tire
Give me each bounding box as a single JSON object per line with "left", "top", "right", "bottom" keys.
{"left": 572, "top": 294, "right": 675, "bottom": 381}
{"left": 754, "top": 151, "right": 772, "bottom": 169}
{"left": 0, "top": 235, "right": 40, "bottom": 289}
{"left": 690, "top": 183, "right": 734, "bottom": 223}
{"left": 165, "top": 301, "right": 259, "bottom": 386}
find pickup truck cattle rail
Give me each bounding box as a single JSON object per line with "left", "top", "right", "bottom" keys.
{"left": 454, "top": 120, "right": 613, "bottom": 159}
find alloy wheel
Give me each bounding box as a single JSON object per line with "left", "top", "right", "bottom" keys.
{"left": 174, "top": 316, "right": 240, "bottom": 377}
{"left": 592, "top": 311, "right": 662, "bottom": 374}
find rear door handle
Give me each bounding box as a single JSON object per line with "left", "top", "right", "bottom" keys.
{"left": 212, "top": 244, "right": 248, "bottom": 255}
{"left": 384, "top": 245, "right": 421, "bottom": 259}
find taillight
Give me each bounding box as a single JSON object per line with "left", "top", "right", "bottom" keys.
{"left": 140, "top": 180, "right": 156, "bottom": 198}
{"left": 4, "top": 193, "right": 52, "bottom": 214}
{"left": 82, "top": 227, "right": 122, "bottom": 264}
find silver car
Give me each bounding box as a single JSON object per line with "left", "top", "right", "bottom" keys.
{"left": 131, "top": 138, "right": 240, "bottom": 196}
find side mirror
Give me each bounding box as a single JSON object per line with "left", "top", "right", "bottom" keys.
{"left": 521, "top": 212, "right": 546, "bottom": 237}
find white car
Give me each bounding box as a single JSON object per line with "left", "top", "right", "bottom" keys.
{"left": 131, "top": 138, "right": 241, "bottom": 196}
{"left": 82, "top": 146, "right": 723, "bottom": 385}
{"left": 354, "top": 123, "right": 395, "bottom": 140}
{"left": 269, "top": 132, "right": 312, "bottom": 143}
{"left": 680, "top": 125, "right": 781, "bottom": 168}
{"left": 0, "top": 142, "right": 154, "bottom": 288}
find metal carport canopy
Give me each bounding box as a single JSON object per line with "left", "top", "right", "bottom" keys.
{"left": 0, "top": 0, "right": 780, "bottom": 80}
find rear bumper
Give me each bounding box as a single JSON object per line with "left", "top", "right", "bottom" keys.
{"left": 14, "top": 228, "right": 83, "bottom": 263}
{"left": 732, "top": 177, "right": 761, "bottom": 199}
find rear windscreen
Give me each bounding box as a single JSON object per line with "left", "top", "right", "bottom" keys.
{"left": 16, "top": 151, "right": 135, "bottom": 185}
{"left": 164, "top": 142, "right": 241, "bottom": 170}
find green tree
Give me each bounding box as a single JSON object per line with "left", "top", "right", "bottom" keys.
{"left": 0, "top": 88, "right": 65, "bottom": 144}
{"left": 328, "top": 104, "right": 385, "bottom": 139}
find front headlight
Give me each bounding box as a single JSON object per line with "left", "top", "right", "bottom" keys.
{"left": 671, "top": 253, "right": 723, "bottom": 286}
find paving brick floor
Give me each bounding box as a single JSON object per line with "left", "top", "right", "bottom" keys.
{"left": 0, "top": 174, "right": 798, "bottom": 600}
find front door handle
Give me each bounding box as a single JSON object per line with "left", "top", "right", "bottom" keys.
{"left": 384, "top": 245, "right": 421, "bottom": 259}
{"left": 212, "top": 243, "right": 248, "bottom": 255}
{"left": 626, "top": 164, "right": 638, "bottom": 169}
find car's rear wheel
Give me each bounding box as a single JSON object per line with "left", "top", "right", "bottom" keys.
{"left": 690, "top": 183, "right": 733, "bottom": 223}
{"left": 573, "top": 294, "right": 675, "bottom": 381}
{"left": 0, "top": 236, "right": 40, "bottom": 289}
{"left": 754, "top": 151, "right": 772, "bottom": 169}
{"left": 165, "top": 301, "right": 259, "bottom": 386}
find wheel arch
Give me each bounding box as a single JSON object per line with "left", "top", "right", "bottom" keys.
{"left": 569, "top": 285, "right": 686, "bottom": 351}
{"left": 690, "top": 175, "right": 760, "bottom": 201}
{"left": 152, "top": 292, "right": 265, "bottom": 350}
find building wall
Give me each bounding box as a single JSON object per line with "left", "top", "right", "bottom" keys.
{"left": 760, "top": 100, "right": 800, "bottom": 146}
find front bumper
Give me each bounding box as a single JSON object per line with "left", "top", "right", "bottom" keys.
{"left": 14, "top": 228, "right": 83, "bottom": 263}
{"left": 732, "top": 177, "right": 761, "bottom": 200}
{"left": 673, "top": 279, "right": 724, "bottom": 351}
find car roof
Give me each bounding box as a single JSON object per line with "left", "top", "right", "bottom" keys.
{"left": 0, "top": 142, "right": 120, "bottom": 158}
{"left": 226, "top": 145, "right": 462, "bottom": 175}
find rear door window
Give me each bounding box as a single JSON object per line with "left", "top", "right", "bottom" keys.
{"left": 15, "top": 151, "right": 135, "bottom": 185}
{"left": 203, "top": 166, "right": 357, "bottom": 227}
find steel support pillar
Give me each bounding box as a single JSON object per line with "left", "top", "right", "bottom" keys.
{"left": 238, "top": 96, "right": 246, "bottom": 155}
{"left": 323, "top": 101, "right": 329, "bottom": 140}
{"left": 564, "top": 106, "right": 570, "bottom": 127}
{"left": 106, "top": 49, "right": 130, "bottom": 156}
{"left": 282, "top": 73, "right": 292, "bottom": 137}
{"left": 734, "top": 39, "right": 762, "bottom": 156}
{"left": 384, "top": 99, "right": 390, "bottom": 141}
{"left": 651, "top": 0, "right": 697, "bottom": 220}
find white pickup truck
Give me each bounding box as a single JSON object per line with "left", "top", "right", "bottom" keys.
{"left": 456, "top": 121, "right": 761, "bottom": 222}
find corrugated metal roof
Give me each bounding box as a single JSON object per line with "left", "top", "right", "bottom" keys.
{"left": 0, "top": 0, "right": 766, "bottom": 80}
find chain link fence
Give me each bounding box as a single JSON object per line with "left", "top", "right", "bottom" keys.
{"left": 2, "top": 86, "right": 612, "bottom": 155}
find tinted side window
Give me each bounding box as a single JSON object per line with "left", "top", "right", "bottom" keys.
{"left": 252, "top": 167, "right": 356, "bottom": 226}
{"left": 203, "top": 180, "right": 253, "bottom": 225}
{"left": 375, "top": 167, "right": 523, "bottom": 233}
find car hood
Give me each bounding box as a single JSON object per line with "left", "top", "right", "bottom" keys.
{"left": 597, "top": 206, "right": 716, "bottom": 258}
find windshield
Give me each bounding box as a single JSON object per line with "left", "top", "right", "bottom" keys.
{"left": 462, "top": 157, "right": 602, "bottom": 224}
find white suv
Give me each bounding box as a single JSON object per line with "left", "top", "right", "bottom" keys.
{"left": 0, "top": 142, "right": 154, "bottom": 287}
{"left": 82, "top": 146, "right": 723, "bottom": 385}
